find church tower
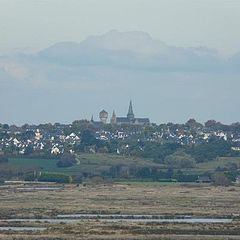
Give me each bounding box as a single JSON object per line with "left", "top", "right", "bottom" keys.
{"left": 111, "top": 110, "right": 117, "bottom": 124}
{"left": 99, "top": 110, "right": 108, "bottom": 124}
{"left": 127, "top": 100, "right": 135, "bottom": 121}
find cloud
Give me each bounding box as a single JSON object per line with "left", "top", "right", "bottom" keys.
{"left": 1, "top": 30, "right": 238, "bottom": 85}
{"left": 0, "top": 30, "right": 240, "bottom": 125}
{"left": 35, "top": 30, "right": 229, "bottom": 72}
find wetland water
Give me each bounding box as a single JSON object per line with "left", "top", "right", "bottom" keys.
{"left": 57, "top": 214, "right": 233, "bottom": 223}
{"left": 0, "top": 215, "right": 233, "bottom": 232}
{"left": 0, "top": 227, "right": 47, "bottom": 232}
{"left": 16, "top": 187, "right": 63, "bottom": 191}
{"left": 0, "top": 215, "right": 233, "bottom": 224}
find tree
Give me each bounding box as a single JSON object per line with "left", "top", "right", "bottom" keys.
{"left": 143, "top": 142, "right": 182, "bottom": 163}
{"left": 81, "top": 129, "right": 96, "bottom": 146}
{"left": 136, "top": 167, "right": 152, "bottom": 178}
{"left": 24, "top": 145, "right": 34, "bottom": 155}
{"left": 57, "top": 153, "right": 77, "bottom": 168}
{"left": 185, "top": 139, "right": 232, "bottom": 163}
{"left": 164, "top": 151, "right": 195, "bottom": 168}
{"left": 213, "top": 173, "right": 231, "bottom": 186}
{"left": 166, "top": 168, "right": 174, "bottom": 179}
{"left": 186, "top": 119, "right": 203, "bottom": 129}
{"left": 2, "top": 124, "right": 9, "bottom": 130}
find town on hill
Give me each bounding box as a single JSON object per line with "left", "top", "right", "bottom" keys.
{"left": 0, "top": 101, "right": 240, "bottom": 184}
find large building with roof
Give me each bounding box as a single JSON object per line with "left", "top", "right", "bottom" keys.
{"left": 111, "top": 101, "right": 150, "bottom": 125}
{"left": 91, "top": 101, "right": 150, "bottom": 126}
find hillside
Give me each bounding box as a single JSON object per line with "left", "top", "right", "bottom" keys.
{"left": 4, "top": 154, "right": 240, "bottom": 184}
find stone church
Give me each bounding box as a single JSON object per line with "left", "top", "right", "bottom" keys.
{"left": 93, "top": 101, "right": 150, "bottom": 126}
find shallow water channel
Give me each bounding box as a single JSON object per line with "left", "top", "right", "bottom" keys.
{"left": 0, "top": 214, "right": 233, "bottom": 225}
{"left": 0, "top": 227, "right": 47, "bottom": 232}
{"left": 57, "top": 214, "right": 233, "bottom": 223}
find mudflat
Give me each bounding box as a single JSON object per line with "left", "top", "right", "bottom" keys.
{"left": 0, "top": 182, "right": 239, "bottom": 239}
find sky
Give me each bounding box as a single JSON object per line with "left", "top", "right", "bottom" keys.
{"left": 1, "top": 0, "right": 240, "bottom": 56}
{"left": 0, "top": 0, "right": 240, "bottom": 125}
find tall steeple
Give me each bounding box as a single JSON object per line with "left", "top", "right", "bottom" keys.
{"left": 111, "top": 110, "right": 117, "bottom": 124}
{"left": 127, "top": 100, "right": 135, "bottom": 121}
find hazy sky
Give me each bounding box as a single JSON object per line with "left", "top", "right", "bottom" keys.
{"left": 1, "top": 0, "right": 240, "bottom": 56}
{"left": 1, "top": 0, "right": 240, "bottom": 125}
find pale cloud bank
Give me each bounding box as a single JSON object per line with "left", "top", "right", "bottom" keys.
{"left": 0, "top": 31, "right": 239, "bottom": 125}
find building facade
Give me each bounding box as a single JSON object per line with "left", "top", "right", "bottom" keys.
{"left": 91, "top": 101, "right": 150, "bottom": 126}
{"left": 111, "top": 101, "right": 150, "bottom": 125}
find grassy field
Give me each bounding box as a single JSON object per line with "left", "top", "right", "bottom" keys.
{"left": 1, "top": 182, "right": 238, "bottom": 217}
{"left": 0, "top": 182, "right": 240, "bottom": 239}
{"left": 180, "top": 157, "right": 240, "bottom": 175}
{"left": 7, "top": 154, "right": 240, "bottom": 178}
{"left": 8, "top": 153, "right": 163, "bottom": 176}
{"left": 8, "top": 157, "right": 58, "bottom": 171}
{"left": 196, "top": 157, "right": 240, "bottom": 171}
{"left": 2, "top": 155, "right": 240, "bottom": 239}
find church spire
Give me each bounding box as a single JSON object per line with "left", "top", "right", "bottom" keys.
{"left": 111, "top": 110, "right": 117, "bottom": 124}
{"left": 127, "top": 100, "right": 135, "bottom": 120}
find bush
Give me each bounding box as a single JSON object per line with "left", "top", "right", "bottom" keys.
{"left": 72, "top": 174, "right": 83, "bottom": 183}
{"left": 57, "top": 153, "right": 77, "bottom": 168}
{"left": 158, "top": 179, "right": 177, "bottom": 182}
{"left": 174, "top": 173, "right": 198, "bottom": 182}
{"left": 89, "top": 176, "right": 104, "bottom": 184}
{"left": 164, "top": 151, "right": 195, "bottom": 168}
{"left": 212, "top": 173, "right": 232, "bottom": 186}
{"left": 25, "top": 172, "right": 72, "bottom": 183}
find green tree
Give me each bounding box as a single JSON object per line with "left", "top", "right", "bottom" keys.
{"left": 81, "top": 129, "right": 96, "bottom": 146}
{"left": 164, "top": 151, "right": 195, "bottom": 168}
{"left": 212, "top": 173, "right": 231, "bottom": 186}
